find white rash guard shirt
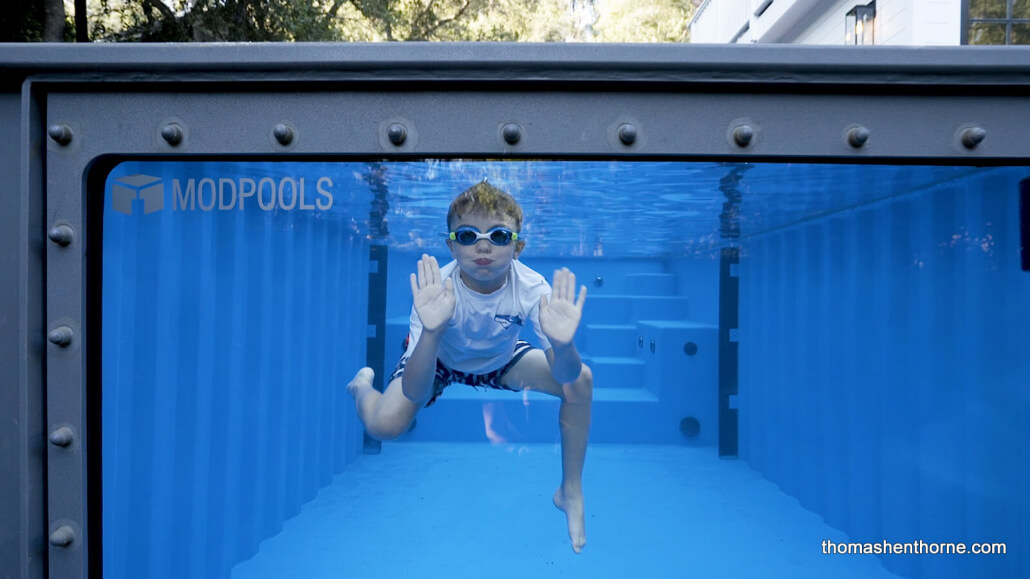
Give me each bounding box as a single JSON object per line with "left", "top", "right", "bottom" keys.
{"left": 403, "top": 259, "right": 552, "bottom": 374}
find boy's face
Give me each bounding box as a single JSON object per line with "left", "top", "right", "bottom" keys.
{"left": 446, "top": 210, "right": 521, "bottom": 294}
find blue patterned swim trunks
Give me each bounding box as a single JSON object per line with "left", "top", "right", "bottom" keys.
{"left": 388, "top": 337, "right": 536, "bottom": 407}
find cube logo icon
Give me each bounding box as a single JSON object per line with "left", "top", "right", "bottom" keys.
{"left": 112, "top": 174, "right": 164, "bottom": 215}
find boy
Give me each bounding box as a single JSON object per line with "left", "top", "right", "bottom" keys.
{"left": 346, "top": 181, "right": 593, "bottom": 553}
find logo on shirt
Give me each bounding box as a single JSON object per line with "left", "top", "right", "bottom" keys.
{"left": 494, "top": 314, "right": 524, "bottom": 329}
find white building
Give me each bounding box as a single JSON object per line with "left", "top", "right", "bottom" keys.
{"left": 688, "top": 0, "right": 1029, "bottom": 46}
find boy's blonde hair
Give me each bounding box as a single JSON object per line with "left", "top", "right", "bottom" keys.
{"left": 447, "top": 181, "right": 526, "bottom": 254}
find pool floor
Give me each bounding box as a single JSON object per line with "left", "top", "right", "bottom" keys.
{"left": 231, "top": 442, "right": 902, "bottom": 578}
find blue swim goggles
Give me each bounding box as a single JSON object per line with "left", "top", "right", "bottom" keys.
{"left": 448, "top": 226, "right": 519, "bottom": 246}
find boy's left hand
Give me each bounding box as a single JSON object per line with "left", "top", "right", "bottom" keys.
{"left": 540, "top": 268, "right": 587, "bottom": 348}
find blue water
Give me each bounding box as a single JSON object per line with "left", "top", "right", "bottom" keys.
{"left": 101, "top": 160, "right": 1029, "bottom": 578}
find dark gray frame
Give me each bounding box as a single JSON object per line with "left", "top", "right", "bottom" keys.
{"left": 2, "top": 42, "right": 1029, "bottom": 579}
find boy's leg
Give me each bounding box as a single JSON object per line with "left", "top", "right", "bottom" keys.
{"left": 500, "top": 350, "right": 593, "bottom": 553}
{"left": 347, "top": 368, "right": 424, "bottom": 440}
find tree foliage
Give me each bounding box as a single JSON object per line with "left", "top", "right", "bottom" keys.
{"left": 88, "top": 0, "right": 341, "bottom": 41}
{"left": 4, "top": 0, "right": 694, "bottom": 43}
{"left": 0, "top": 1, "right": 45, "bottom": 42}
{"left": 593, "top": 0, "right": 693, "bottom": 43}
{"left": 0, "top": 0, "right": 74, "bottom": 41}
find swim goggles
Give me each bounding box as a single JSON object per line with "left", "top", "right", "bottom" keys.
{"left": 448, "top": 226, "right": 519, "bottom": 246}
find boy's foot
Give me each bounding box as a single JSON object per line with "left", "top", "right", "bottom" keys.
{"left": 553, "top": 486, "right": 586, "bottom": 553}
{"left": 346, "top": 367, "right": 375, "bottom": 399}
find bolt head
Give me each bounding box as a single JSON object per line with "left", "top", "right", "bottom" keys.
{"left": 49, "top": 525, "right": 75, "bottom": 547}
{"left": 961, "top": 127, "right": 986, "bottom": 149}
{"left": 161, "top": 124, "right": 183, "bottom": 146}
{"left": 847, "top": 126, "right": 870, "bottom": 148}
{"left": 48, "top": 124, "right": 72, "bottom": 145}
{"left": 387, "top": 124, "right": 407, "bottom": 146}
{"left": 48, "top": 326, "right": 73, "bottom": 347}
{"left": 733, "top": 125, "right": 754, "bottom": 147}
{"left": 273, "top": 124, "right": 294, "bottom": 145}
{"left": 502, "top": 123, "right": 521, "bottom": 145}
{"left": 618, "top": 123, "right": 637, "bottom": 145}
{"left": 48, "top": 224, "right": 74, "bottom": 246}
{"left": 49, "top": 426, "right": 74, "bottom": 447}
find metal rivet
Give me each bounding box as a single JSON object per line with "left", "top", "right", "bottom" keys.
{"left": 593, "top": 276, "right": 603, "bottom": 288}
{"left": 733, "top": 125, "right": 754, "bottom": 147}
{"left": 161, "top": 123, "right": 183, "bottom": 146}
{"left": 48, "top": 224, "right": 74, "bottom": 246}
{"left": 48, "top": 124, "right": 72, "bottom": 146}
{"left": 847, "top": 126, "right": 870, "bottom": 148}
{"left": 49, "top": 526, "right": 75, "bottom": 547}
{"left": 49, "top": 426, "right": 74, "bottom": 447}
{"left": 618, "top": 123, "right": 637, "bottom": 145}
{"left": 273, "top": 124, "right": 294, "bottom": 146}
{"left": 650, "top": 339, "right": 656, "bottom": 353}
{"left": 684, "top": 342, "right": 698, "bottom": 356}
{"left": 48, "top": 326, "right": 73, "bottom": 347}
{"left": 502, "top": 123, "right": 521, "bottom": 145}
{"left": 961, "top": 127, "right": 986, "bottom": 149}
{"left": 387, "top": 123, "right": 407, "bottom": 146}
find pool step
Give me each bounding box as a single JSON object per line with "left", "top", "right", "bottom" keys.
{"left": 581, "top": 295, "right": 689, "bottom": 325}
{"left": 397, "top": 388, "right": 699, "bottom": 444}
{"left": 580, "top": 355, "right": 645, "bottom": 389}
{"left": 624, "top": 273, "right": 678, "bottom": 296}
{"left": 581, "top": 324, "right": 638, "bottom": 357}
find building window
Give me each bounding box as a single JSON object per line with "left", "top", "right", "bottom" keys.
{"left": 965, "top": 0, "right": 1030, "bottom": 44}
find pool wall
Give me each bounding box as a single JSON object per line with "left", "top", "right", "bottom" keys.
{"left": 738, "top": 168, "right": 1030, "bottom": 579}
{"left": 101, "top": 207, "right": 369, "bottom": 578}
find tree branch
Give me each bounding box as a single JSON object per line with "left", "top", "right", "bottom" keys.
{"left": 142, "top": 0, "right": 176, "bottom": 21}
{"left": 347, "top": 0, "right": 395, "bottom": 40}
{"left": 426, "top": 0, "right": 470, "bottom": 36}
{"left": 329, "top": 0, "right": 348, "bottom": 18}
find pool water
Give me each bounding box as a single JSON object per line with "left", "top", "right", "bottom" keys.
{"left": 101, "top": 160, "right": 1029, "bottom": 578}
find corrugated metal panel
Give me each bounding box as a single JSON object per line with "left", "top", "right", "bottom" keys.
{"left": 102, "top": 195, "right": 368, "bottom": 578}
{"left": 738, "top": 167, "right": 1030, "bottom": 579}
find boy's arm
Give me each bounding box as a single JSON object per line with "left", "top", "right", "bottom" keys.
{"left": 403, "top": 254, "right": 455, "bottom": 403}
{"left": 401, "top": 328, "right": 444, "bottom": 404}
{"left": 546, "top": 342, "right": 583, "bottom": 385}
{"left": 538, "top": 267, "right": 588, "bottom": 384}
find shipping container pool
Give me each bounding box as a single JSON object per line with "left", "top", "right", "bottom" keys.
{"left": 8, "top": 42, "right": 1030, "bottom": 579}
{"left": 98, "top": 158, "right": 1029, "bottom": 579}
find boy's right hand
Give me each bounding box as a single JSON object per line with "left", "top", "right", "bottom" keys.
{"left": 410, "top": 254, "right": 455, "bottom": 334}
